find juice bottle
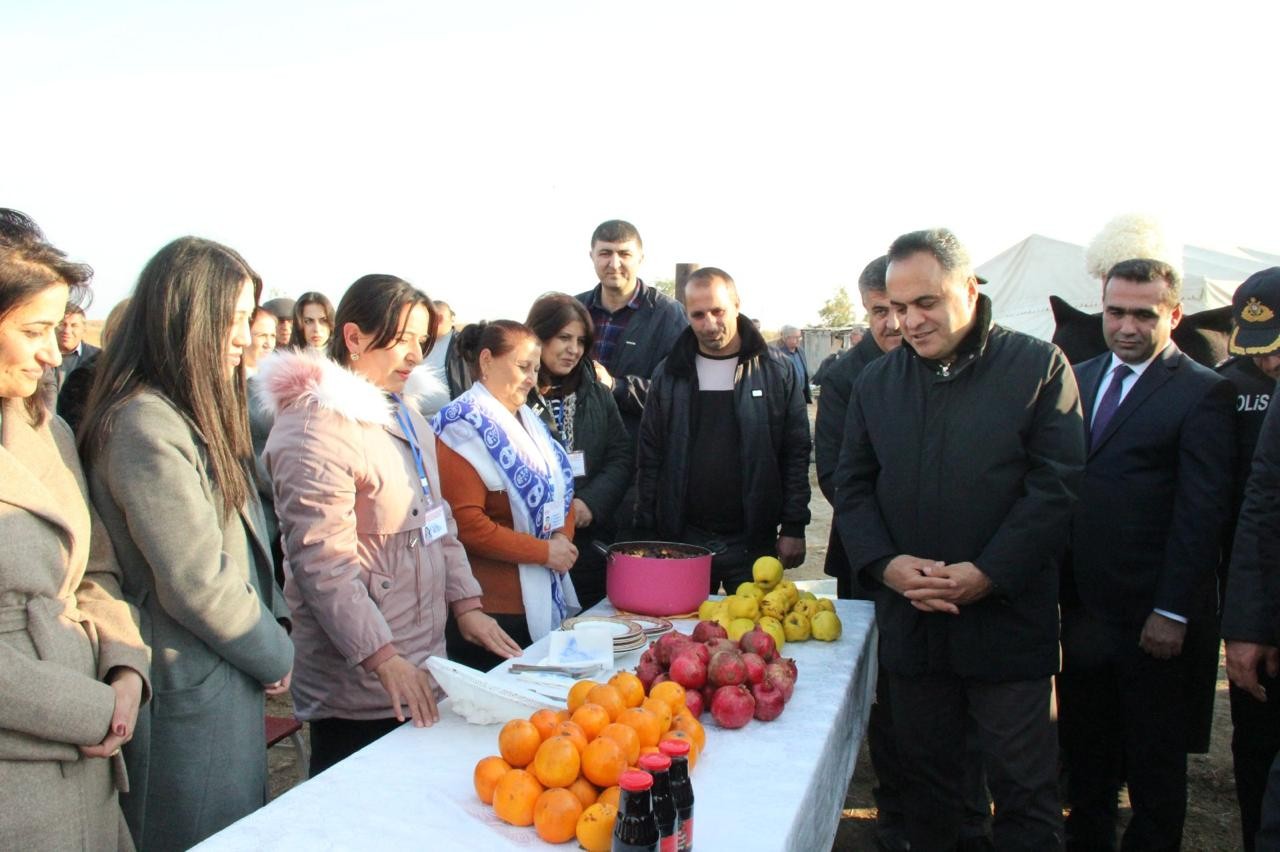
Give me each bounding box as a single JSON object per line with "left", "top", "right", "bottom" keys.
{"left": 612, "top": 768, "right": 659, "bottom": 852}
{"left": 638, "top": 752, "right": 677, "bottom": 852}
{"left": 659, "top": 738, "right": 695, "bottom": 851}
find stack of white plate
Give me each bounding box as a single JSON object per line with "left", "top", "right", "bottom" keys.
{"left": 622, "top": 614, "right": 674, "bottom": 642}
{"left": 561, "top": 615, "right": 648, "bottom": 653}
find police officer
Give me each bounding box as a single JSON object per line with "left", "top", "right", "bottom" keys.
{"left": 1221, "top": 267, "right": 1280, "bottom": 850}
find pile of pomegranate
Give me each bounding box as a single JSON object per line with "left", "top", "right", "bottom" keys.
{"left": 634, "top": 621, "right": 798, "bottom": 729}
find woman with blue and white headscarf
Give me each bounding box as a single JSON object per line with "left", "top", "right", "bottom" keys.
{"left": 434, "top": 320, "right": 580, "bottom": 671}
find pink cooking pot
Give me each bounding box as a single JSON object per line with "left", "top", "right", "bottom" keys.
{"left": 596, "top": 540, "right": 714, "bottom": 617}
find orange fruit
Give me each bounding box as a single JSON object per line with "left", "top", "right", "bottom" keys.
{"left": 649, "top": 681, "right": 687, "bottom": 715}
{"left": 571, "top": 703, "right": 612, "bottom": 741}
{"left": 554, "top": 720, "right": 589, "bottom": 755}
{"left": 492, "top": 768, "right": 544, "bottom": 826}
{"left": 639, "top": 745, "right": 661, "bottom": 760}
{"left": 598, "top": 722, "right": 641, "bottom": 765}
{"left": 532, "top": 735, "right": 581, "bottom": 788}
{"left": 661, "top": 730, "right": 699, "bottom": 769}
{"left": 533, "top": 787, "right": 584, "bottom": 843}
{"left": 567, "top": 679, "right": 599, "bottom": 713}
{"left": 575, "top": 802, "right": 618, "bottom": 852}
{"left": 555, "top": 708, "right": 571, "bottom": 723}
{"left": 597, "top": 785, "right": 621, "bottom": 810}
{"left": 618, "top": 706, "right": 663, "bottom": 748}
{"left": 585, "top": 684, "right": 626, "bottom": 722}
{"left": 498, "top": 719, "right": 542, "bottom": 768}
{"left": 642, "top": 697, "right": 673, "bottom": 734}
{"left": 581, "top": 736, "right": 627, "bottom": 787}
{"left": 609, "top": 671, "right": 646, "bottom": 708}
{"left": 566, "top": 775, "right": 599, "bottom": 808}
{"left": 671, "top": 712, "right": 707, "bottom": 753}
{"left": 473, "top": 755, "right": 511, "bottom": 804}
{"left": 529, "top": 708, "right": 561, "bottom": 741}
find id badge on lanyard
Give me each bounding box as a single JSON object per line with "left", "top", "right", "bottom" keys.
{"left": 391, "top": 395, "right": 446, "bottom": 545}
{"left": 422, "top": 505, "right": 448, "bottom": 542}
{"left": 542, "top": 501, "right": 565, "bottom": 536}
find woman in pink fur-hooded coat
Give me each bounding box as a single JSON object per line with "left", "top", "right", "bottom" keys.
{"left": 256, "top": 275, "right": 520, "bottom": 773}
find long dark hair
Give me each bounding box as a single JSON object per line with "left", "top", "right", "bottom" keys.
{"left": 289, "top": 291, "right": 334, "bottom": 349}
{"left": 79, "top": 237, "right": 260, "bottom": 520}
{"left": 525, "top": 292, "right": 595, "bottom": 391}
{"left": 0, "top": 209, "right": 93, "bottom": 424}
{"left": 327, "top": 274, "right": 436, "bottom": 367}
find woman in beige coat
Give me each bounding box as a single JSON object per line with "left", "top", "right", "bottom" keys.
{"left": 0, "top": 209, "right": 150, "bottom": 850}
{"left": 259, "top": 274, "right": 520, "bottom": 774}
{"left": 79, "top": 237, "right": 294, "bottom": 851}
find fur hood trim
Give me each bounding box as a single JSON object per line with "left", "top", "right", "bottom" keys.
{"left": 254, "top": 349, "right": 398, "bottom": 427}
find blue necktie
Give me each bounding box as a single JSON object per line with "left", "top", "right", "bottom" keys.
{"left": 1091, "top": 364, "right": 1133, "bottom": 442}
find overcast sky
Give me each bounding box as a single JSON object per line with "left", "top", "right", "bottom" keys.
{"left": 6, "top": 0, "right": 1278, "bottom": 324}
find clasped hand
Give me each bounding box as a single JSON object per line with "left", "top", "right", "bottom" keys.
{"left": 547, "top": 533, "right": 578, "bottom": 573}
{"left": 80, "top": 667, "right": 144, "bottom": 759}
{"left": 883, "top": 555, "right": 992, "bottom": 615}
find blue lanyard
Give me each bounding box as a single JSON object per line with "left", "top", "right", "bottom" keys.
{"left": 390, "top": 394, "right": 433, "bottom": 505}
{"left": 550, "top": 399, "right": 568, "bottom": 447}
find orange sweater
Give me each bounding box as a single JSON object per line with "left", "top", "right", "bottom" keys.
{"left": 436, "top": 439, "right": 576, "bottom": 615}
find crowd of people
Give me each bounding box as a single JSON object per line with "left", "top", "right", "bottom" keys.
{"left": 5, "top": 206, "right": 1280, "bottom": 851}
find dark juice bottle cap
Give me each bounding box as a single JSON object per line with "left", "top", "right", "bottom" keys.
{"left": 659, "top": 739, "right": 691, "bottom": 757}
{"left": 638, "top": 753, "right": 672, "bottom": 772}
{"left": 618, "top": 769, "right": 654, "bottom": 792}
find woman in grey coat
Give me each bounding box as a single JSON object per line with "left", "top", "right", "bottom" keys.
{"left": 80, "top": 237, "right": 294, "bottom": 852}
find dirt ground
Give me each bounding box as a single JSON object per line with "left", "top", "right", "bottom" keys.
{"left": 264, "top": 447, "right": 1245, "bottom": 849}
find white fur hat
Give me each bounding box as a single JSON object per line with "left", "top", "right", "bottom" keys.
{"left": 1084, "top": 213, "right": 1183, "bottom": 281}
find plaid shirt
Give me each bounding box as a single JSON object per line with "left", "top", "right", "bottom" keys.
{"left": 586, "top": 280, "right": 647, "bottom": 373}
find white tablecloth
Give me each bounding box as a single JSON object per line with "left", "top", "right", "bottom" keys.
{"left": 194, "top": 599, "right": 877, "bottom": 852}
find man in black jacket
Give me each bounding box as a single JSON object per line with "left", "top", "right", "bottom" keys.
{"left": 1220, "top": 267, "right": 1280, "bottom": 850}
{"left": 636, "top": 267, "right": 811, "bottom": 592}
{"left": 1059, "top": 258, "right": 1235, "bottom": 851}
{"left": 1226, "top": 345, "right": 1280, "bottom": 847}
{"left": 817, "top": 254, "right": 990, "bottom": 850}
{"left": 575, "top": 220, "right": 688, "bottom": 442}
{"left": 817, "top": 256, "right": 898, "bottom": 597}
{"left": 835, "top": 229, "right": 1084, "bottom": 850}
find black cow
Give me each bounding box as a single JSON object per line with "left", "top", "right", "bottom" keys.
{"left": 1049, "top": 295, "right": 1232, "bottom": 367}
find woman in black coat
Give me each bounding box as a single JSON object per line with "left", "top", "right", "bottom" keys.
{"left": 526, "top": 293, "right": 631, "bottom": 609}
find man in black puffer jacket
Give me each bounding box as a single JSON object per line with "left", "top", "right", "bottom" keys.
{"left": 635, "top": 267, "right": 811, "bottom": 593}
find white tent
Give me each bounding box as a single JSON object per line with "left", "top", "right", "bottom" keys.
{"left": 976, "top": 234, "right": 1280, "bottom": 341}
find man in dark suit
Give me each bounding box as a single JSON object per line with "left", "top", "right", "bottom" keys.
{"left": 54, "top": 303, "right": 99, "bottom": 390}
{"left": 1059, "top": 258, "right": 1236, "bottom": 851}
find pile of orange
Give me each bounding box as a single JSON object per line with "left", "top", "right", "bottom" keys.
{"left": 471, "top": 669, "right": 706, "bottom": 848}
